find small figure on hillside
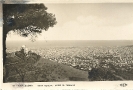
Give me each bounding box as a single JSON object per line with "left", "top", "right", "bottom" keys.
{"left": 20, "top": 45, "right": 29, "bottom": 57}
{"left": 20, "top": 45, "right": 25, "bottom": 54}
{"left": 25, "top": 48, "right": 29, "bottom": 57}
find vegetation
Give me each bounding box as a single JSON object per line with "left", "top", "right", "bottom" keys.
{"left": 4, "top": 50, "right": 88, "bottom": 82}
{"left": 27, "top": 46, "right": 133, "bottom": 81}
{"left": 3, "top": 4, "right": 57, "bottom": 65}
{"left": 3, "top": 4, "right": 57, "bottom": 82}
{"left": 5, "top": 45, "right": 133, "bottom": 82}
{"left": 4, "top": 45, "right": 133, "bottom": 82}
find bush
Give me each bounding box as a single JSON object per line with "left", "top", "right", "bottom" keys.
{"left": 88, "top": 67, "right": 121, "bottom": 81}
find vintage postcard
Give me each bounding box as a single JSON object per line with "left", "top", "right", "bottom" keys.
{"left": 0, "top": 0, "right": 133, "bottom": 90}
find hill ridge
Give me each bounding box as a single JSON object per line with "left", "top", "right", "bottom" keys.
{"left": 4, "top": 52, "right": 89, "bottom": 82}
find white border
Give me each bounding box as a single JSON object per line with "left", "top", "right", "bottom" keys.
{"left": 0, "top": 0, "right": 133, "bottom": 90}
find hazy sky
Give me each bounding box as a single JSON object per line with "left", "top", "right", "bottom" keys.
{"left": 6, "top": 3, "right": 133, "bottom": 40}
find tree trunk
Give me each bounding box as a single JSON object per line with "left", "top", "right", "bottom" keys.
{"left": 3, "top": 31, "right": 7, "bottom": 65}
{"left": 3, "top": 29, "right": 8, "bottom": 83}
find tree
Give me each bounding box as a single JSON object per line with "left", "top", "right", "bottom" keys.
{"left": 15, "top": 67, "right": 26, "bottom": 82}
{"left": 3, "top": 4, "right": 57, "bottom": 65}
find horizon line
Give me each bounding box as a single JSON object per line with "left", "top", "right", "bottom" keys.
{"left": 6, "top": 39, "right": 133, "bottom": 41}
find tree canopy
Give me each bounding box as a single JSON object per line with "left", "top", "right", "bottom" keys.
{"left": 3, "top": 4, "right": 57, "bottom": 38}
{"left": 2, "top": 4, "right": 57, "bottom": 69}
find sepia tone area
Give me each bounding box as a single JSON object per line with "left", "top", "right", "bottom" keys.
{"left": 3, "top": 3, "right": 133, "bottom": 82}
{"left": 5, "top": 40, "right": 133, "bottom": 82}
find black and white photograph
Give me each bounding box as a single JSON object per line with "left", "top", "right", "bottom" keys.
{"left": 2, "top": 2, "right": 133, "bottom": 83}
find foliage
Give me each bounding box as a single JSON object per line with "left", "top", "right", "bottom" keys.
{"left": 3, "top": 4, "right": 57, "bottom": 34}
{"left": 88, "top": 67, "right": 119, "bottom": 81}
{"left": 3, "top": 4, "right": 57, "bottom": 69}
{"left": 4, "top": 51, "right": 88, "bottom": 82}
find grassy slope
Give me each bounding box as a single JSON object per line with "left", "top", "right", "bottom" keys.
{"left": 5, "top": 52, "right": 89, "bottom": 82}
{"left": 5, "top": 51, "right": 133, "bottom": 82}
{"left": 33, "top": 57, "right": 89, "bottom": 81}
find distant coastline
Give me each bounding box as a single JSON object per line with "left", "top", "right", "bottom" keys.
{"left": 6, "top": 40, "right": 133, "bottom": 48}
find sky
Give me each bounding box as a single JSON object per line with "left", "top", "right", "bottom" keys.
{"left": 6, "top": 3, "right": 133, "bottom": 40}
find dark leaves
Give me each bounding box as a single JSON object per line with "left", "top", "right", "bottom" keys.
{"left": 3, "top": 4, "right": 57, "bottom": 39}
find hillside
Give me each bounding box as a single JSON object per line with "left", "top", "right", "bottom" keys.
{"left": 4, "top": 46, "right": 133, "bottom": 82}
{"left": 4, "top": 51, "right": 89, "bottom": 82}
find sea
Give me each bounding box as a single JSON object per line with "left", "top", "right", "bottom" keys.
{"left": 6, "top": 40, "right": 133, "bottom": 50}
